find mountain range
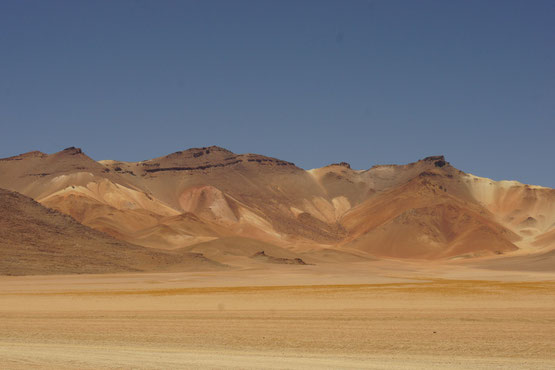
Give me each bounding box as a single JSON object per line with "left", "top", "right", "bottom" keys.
{"left": 1, "top": 146, "right": 553, "bottom": 275}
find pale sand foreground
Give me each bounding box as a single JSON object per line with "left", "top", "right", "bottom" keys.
{"left": 1, "top": 263, "right": 554, "bottom": 369}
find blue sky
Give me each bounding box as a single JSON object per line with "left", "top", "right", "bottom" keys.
{"left": 1, "top": 0, "right": 554, "bottom": 186}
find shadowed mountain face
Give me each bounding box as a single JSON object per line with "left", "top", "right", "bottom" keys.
{"left": 0, "top": 146, "right": 553, "bottom": 268}
{"left": 0, "top": 188, "right": 223, "bottom": 275}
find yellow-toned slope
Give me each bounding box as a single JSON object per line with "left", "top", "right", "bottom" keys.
{"left": 463, "top": 174, "right": 555, "bottom": 250}
{"left": 341, "top": 172, "right": 519, "bottom": 259}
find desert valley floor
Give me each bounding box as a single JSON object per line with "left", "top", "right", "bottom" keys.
{"left": 1, "top": 147, "right": 554, "bottom": 368}
{"left": 1, "top": 261, "right": 554, "bottom": 369}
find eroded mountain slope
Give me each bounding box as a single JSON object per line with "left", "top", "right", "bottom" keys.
{"left": 0, "top": 188, "right": 222, "bottom": 275}
{"left": 341, "top": 172, "right": 519, "bottom": 258}
{"left": 1, "top": 147, "right": 553, "bottom": 263}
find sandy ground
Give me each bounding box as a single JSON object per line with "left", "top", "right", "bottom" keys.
{"left": 1, "top": 262, "right": 554, "bottom": 369}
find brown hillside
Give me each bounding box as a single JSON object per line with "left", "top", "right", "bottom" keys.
{"left": 0, "top": 188, "right": 223, "bottom": 275}
{"left": 0, "top": 147, "right": 553, "bottom": 267}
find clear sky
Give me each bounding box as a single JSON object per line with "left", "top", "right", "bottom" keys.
{"left": 1, "top": 0, "right": 554, "bottom": 186}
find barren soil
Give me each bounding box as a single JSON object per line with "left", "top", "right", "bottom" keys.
{"left": 1, "top": 263, "right": 553, "bottom": 369}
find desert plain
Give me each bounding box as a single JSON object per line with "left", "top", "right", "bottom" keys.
{"left": 0, "top": 147, "right": 554, "bottom": 369}
{"left": 1, "top": 261, "right": 554, "bottom": 369}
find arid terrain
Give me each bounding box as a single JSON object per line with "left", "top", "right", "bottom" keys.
{"left": 1, "top": 266, "right": 554, "bottom": 369}
{"left": 0, "top": 146, "right": 553, "bottom": 368}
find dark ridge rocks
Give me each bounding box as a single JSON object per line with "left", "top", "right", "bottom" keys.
{"left": 251, "top": 251, "right": 308, "bottom": 265}
{"left": 241, "top": 153, "right": 295, "bottom": 167}
{"left": 422, "top": 155, "right": 445, "bottom": 162}
{"left": 245, "top": 158, "right": 294, "bottom": 166}
{"left": 145, "top": 160, "right": 243, "bottom": 173}
{"left": 62, "top": 147, "right": 83, "bottom": 155}
{"left": 191, "top": 147, "right": 221, "bottom": 158}
{"left": 166, "top": 146, "right": 234, "bottom": 159}
{"left": 369, "top": 155, "right": 448, "bottom": 170}
{"left": 112, "top": 166, "right": 135, "bottom": 175}
{"left": 422, "top": 155, "right": 447, "bottom": 168}
{"left": 145, "top": 152, "right": 295, "bottom": 173}
{"left": 434, "top": 159, "right": 447, "bottom": 167}
{"left": 329, "top": 162, "right": 351, "bottom": 169}
{"left": 418, "top": 171, "right": 441, "bottom": 178}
